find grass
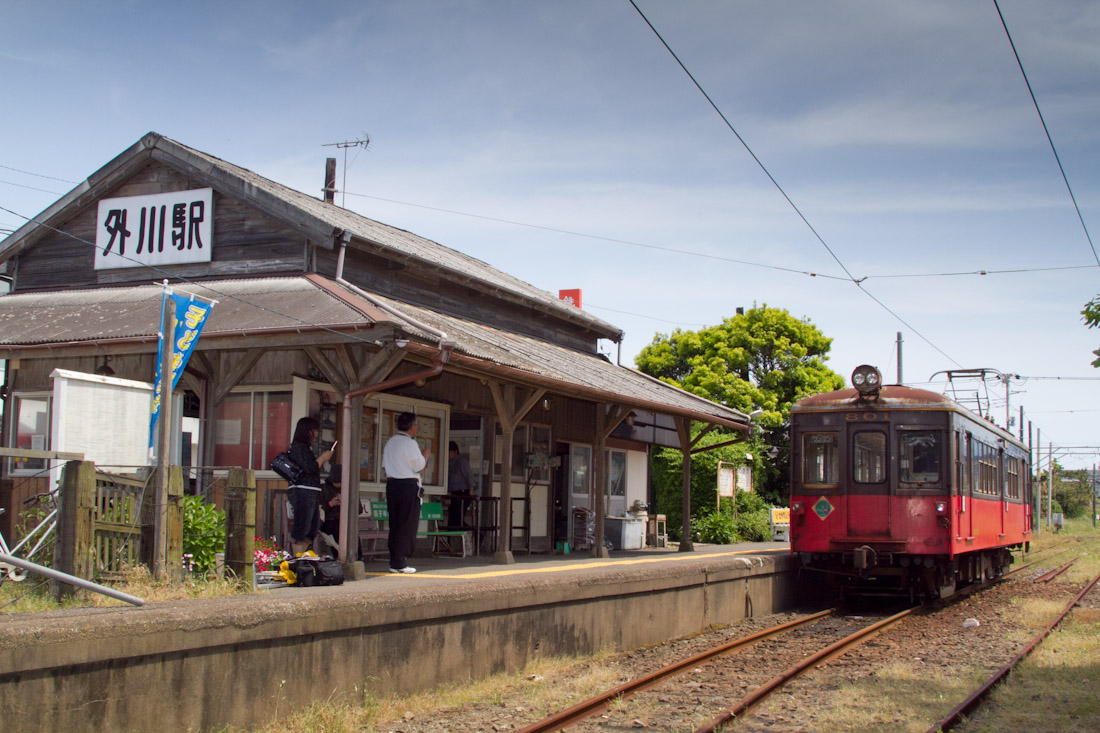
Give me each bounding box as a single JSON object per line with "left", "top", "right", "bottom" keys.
{"left": 954, "top": 519, "right": 1100, "bottom": 732}
{"left": 751, "top": 518, "right": 1100, "bottom": 732}
{"left": 0, "top": 563, "right": 251, "bottom": 613}
{"left": 237, "top": 652, "right": 624, "bottom": 733}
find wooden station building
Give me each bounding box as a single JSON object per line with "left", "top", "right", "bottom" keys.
{"left": 0, "top": 132, "right": 749, "bottom": 569}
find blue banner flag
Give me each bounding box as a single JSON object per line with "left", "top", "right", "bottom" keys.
{"left": 150, "top": 290, "right": 214, "bottom": 448}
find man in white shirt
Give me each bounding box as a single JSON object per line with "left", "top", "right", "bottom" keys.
{"left": 382, "top": 411, "right": 430, "bottom": 573}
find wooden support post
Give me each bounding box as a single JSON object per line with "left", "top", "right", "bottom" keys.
{"left": 224, "top": 468, "right": 256, "bottom": 585}
{"left": 165, "top": 465, "right": 184, "bottom": 582}
{"left": 677, "top": 418, "right": 694, "bottom": 552}
{"left": 593, "top": 403, "right": 609, "bottom": 558}
{"left": 53, "top": 460, "right": 96, "bottom": 601}
{"left": 341, "top": 394, "right": 365, "bottom": 580}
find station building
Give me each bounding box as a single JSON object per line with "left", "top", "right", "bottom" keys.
{"left": 0, "top": 132, "right": 749, "bottom": 564}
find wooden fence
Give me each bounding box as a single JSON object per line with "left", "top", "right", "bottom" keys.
{"left": 49, "top": 462, "right": 257, "bottom": 599}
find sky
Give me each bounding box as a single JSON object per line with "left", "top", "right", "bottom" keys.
{"left": 2, "top": 1, "right": 1099, "bottom": 470}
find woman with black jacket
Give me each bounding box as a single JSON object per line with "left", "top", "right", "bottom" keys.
{"left": 287, "top": 417, "right": 334, "bottom": 557}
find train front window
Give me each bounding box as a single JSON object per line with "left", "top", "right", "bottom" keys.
{"left": 853, "top": 431, "right": 886, "bottom": 483}
{"left": 803, "top": 432, "right": 838, "bottom": 485}
{"left": 899, "top": 431, "right": 941, "bottom": 484}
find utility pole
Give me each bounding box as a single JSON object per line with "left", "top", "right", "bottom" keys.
{"left": 1048, "top": 441, "right": 1053, "bottom": 529}
{"left": 896, "top": 332, "right": 903, "bottom": 384}
{"left": 153, "top": 300, "right": 175, "bottom": 580}
{"left": 322, "top": 137, "right": 370, "bottom": 207}
{"left": 1033, "top": 424, "right": 1040, "bottom": 534}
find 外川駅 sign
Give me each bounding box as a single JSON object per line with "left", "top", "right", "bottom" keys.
{"left": 95, "top": 188, "right": 213, "bottom": 270}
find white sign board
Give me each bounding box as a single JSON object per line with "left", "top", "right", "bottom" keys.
{"left": 736, "top": 466, "right": 753, "bottom": 492}
{"left": 95, "top": 188, "right": 213, "bottom": 270}
{"left": 717, "top": 462, "right": 735, "bottom": 498}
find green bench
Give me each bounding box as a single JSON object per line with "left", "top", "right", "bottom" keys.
{"left": 360, "top": 500, "right": 471, "bottom": 557}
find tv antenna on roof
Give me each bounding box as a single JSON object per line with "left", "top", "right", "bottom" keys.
{"left": 322, "top": 136, "right": 371, "bottom": 207}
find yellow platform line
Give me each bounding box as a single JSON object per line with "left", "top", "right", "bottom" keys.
{"left": 366, "top": 547, "right": 789, "bottom": 580}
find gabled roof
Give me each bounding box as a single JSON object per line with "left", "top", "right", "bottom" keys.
{"left": 0, "top": 132, "right": 623, "bottom": 341}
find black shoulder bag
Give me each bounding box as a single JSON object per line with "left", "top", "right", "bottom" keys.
{"left": 269, "top": 450, "right": 303, "bottom": 484}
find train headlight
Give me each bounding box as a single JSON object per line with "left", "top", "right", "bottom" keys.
{"left": 935, "top": 501, "right": 948, "bottom": 515}
{"left": 791, "top": 501, "right": 804, "bottom": 514}
{"left": 851, "top": 364, "right": 883, "bottom": 397}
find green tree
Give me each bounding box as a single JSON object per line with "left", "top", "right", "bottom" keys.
{"left": 636, "top": 304, "right": 844, "bottom": 503}
{"left": 1083, "top": 296, "right": 1100, "bottom": 367}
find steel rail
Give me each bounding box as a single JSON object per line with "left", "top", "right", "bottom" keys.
{"left": 696, "top": 606, "right": 917, "bottom": 733}
{"left": 1033, "top": 559, "right": 1076, "bottom": 583}
{"left": 926, "top": 569, "right": 1100, "bottom": 733}
{"left": 517, "top": 609, "right": 834, "bottom": 733}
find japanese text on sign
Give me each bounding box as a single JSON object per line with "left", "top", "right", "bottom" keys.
{"left": 96, "top": 189, "right": 213, "bottom": 270}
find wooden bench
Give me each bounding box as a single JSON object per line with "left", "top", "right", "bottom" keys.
{"left": 359, "top": 500, "right": 472, "bottom": 558}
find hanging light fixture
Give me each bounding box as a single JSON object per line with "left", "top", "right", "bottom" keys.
{"left": 95, "top": 355, "right": 115, "bottom": 376}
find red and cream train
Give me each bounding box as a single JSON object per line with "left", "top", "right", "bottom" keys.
{"left": 789, "top": 365, "right": 1032, "bottom": 600}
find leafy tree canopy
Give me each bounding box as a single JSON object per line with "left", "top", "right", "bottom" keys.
{"left": 635, "top": 304, "right": 844, "bottom": 502}
{"left": 1083, "top": 296, "right": 1100, "bottom": 367}
{"left": 635, "top": 304, "right": 844, "bottom": 426}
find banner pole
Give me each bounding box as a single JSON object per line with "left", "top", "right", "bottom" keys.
{"left": 153, "top": 288, "right": 175, "bottom": 580}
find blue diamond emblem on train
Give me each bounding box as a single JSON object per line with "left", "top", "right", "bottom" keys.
{"left": 813, "top": 496, "right": 834, "bottom": 520}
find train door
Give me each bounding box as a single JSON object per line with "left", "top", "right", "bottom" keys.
{"left": 998, "top": 448, "right": 1007, "bottom": 537}
{"left": 846, "top": 425, "right": 890, "bottom": 537}
{"left": 960, "top": 433, "right": 974, "bottom": 539}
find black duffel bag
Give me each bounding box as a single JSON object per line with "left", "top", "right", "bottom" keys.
{"left": 289, "top": 557, "right": 344, "bottom": 587}
{"left": 316, "top": 558, "right": 344, "bottom": 586}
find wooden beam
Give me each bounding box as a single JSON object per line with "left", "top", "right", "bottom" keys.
{"left": 303, "top": 346, "right": 350, "bottom": 395}
{"left": 212, "top": 349, "right": 265, "bottom": 404}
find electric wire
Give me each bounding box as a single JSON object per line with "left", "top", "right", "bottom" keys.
{"left": 341, "top": 190, "right": 847, "bottom": 281}
{"left": 4, "top": 162, "right": 1090, "bottom": 284}
{"left": 626, "top": 0, "right": 960, "bottom": 367}
{"left": 993, "top": 0, "right": 1099, "bottom": 268}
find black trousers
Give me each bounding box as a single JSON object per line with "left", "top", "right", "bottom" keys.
{"left": 386, "top": 478, "right": 421, "bottom": 569}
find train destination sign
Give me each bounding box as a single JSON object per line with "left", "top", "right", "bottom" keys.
{"left": 95, "top": 188, "right": 213, "bottom": 270}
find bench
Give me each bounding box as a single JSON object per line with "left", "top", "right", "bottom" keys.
{"left": 359, "top": 500, "right": 472, "bottom": 558}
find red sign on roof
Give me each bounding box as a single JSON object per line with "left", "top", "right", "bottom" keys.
{"left": 559, "top": 289, "right": 582, "bottom": 308}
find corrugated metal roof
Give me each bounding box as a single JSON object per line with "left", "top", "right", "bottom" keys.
{"left": 331, "top": 283, "right": 748, "bottom": 427}
{"left": 0, "top": 275, "right": 746, "bottom": 428}
{"left": 0, "top": 277, "right": 390, "bottom": 345}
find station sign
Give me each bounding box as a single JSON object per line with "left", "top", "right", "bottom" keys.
{"left": 95, "top": 188, "right": 213, "bottom": 270}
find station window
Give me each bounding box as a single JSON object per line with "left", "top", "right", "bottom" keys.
{"left": 899, "top": 431, "right": 941, "bottom": 484}
{"left": 214, "top": 390, "right": 292, "bottom": 471}
{"left": 8, "top": 393, "right": 51, "bottom": 474}
{"left": 802, "top": 432, "right": 838, "bottom": 485}
{"left": 1005, "top": 457, "right": 1020, "bottom": 499}
{"left": 853, "top": 431, "right": 886, "bottom": 484}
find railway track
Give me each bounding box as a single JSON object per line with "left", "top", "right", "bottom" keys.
{"left": 518, "top": 607, "right": 916, "bottom": 732}
{"left": 519, "top": 555, "right": 1097, "bottom": 732}
{"left": 927, "top": 569, "right": 1100, "bottom": 732}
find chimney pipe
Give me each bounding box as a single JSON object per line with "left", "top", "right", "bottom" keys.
{"left": 323, "top": 157, "right": 337, "bottom": 204}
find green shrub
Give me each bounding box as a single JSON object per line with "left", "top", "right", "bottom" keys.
{"left": 181, "top": 495, "right": 226, "bottom": 576}
{"left": 692, "top": 492, "right": 776, "bottom": 544}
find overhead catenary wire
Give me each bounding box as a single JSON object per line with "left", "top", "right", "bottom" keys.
{"left": 993, "top": 0, "right": 1100, "bottom": 269}
{"left": 626, "top": 0, "right": 960, "bottom": 367}
{"left": 3, "top": 163, "right": 1090, "bottom": 284}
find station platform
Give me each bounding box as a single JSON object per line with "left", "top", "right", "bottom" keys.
{"left": 0, "top": 542, "right": 799, "bottom": 733}
{"left": 319, "top": 540, "right": 791, "bottom": 586}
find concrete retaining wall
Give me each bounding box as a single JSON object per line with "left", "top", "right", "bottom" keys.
{"left": 0, "top": 552, "right": 800, "bottom": 731}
